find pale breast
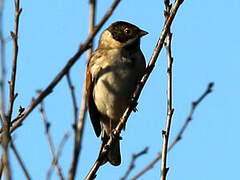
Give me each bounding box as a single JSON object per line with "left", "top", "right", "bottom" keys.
{"left": 92, "top": 48, "right": 145, "bottom": 120}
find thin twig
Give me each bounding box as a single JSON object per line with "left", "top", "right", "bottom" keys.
{"left": 130, "top": 82, "right": 214, "bottom": 180}
{"left": 39, "top": 101, "right": 65, "bottom": 180}
{"left": 68, "top": 1, "right": 97, "bottom": 179}
{"left": 10, "top": 105, "right": 24, "bottom": 125}
{"left": 87, "top": 0, "right": 96, "bottom": 60}
{"left": 47, "top": 131, "right": 70, "bottom": 180}
{"left": 161, "top": 1, "right": 174, "bottom": 179}
{"left": 7, "top": 0, "right": 22, "bottom": 121}
{"left": 66, "top": 73, "right": 78, "bottom": 125}
{"left": 1, "top": 1, "right": 22, "bottom": 178}
{"left": 68, "top": 83, "right": 88, "bottom": 180}
{"left": 10, "top": 141, "right": 31, "bottom": 180}
{"left": 55, "top": 132, "right": 70, "bottom": 163}
{"left": 120, "top": 147, "right": 148, "bottom": 180}
{"left": 10, "top": 0, "right": 121, "bottom": 134}
{"left": 85, "top": 0, "right": 184, "bottom": 179}
{"left": 0, "top": 0, "right": 6, "bottom": 113}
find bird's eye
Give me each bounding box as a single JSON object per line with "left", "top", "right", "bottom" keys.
{"left": 124, "top": 28, "right": 131, "bottom": 35}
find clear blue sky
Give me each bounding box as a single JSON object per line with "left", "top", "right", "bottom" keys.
{"left": 2, "top": 0, "right": 240, "bottom": 179}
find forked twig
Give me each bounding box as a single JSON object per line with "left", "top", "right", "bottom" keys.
{"left": 130, "top": 82, "right": 214, "bottom": 180}
{"left": 120, "top": 147, "right": 148, "bottom": 180}
{"left": 39, "top": 101, "right": 65, "bottom": 180}
{"left": 47, "top": 132, "right": 70, "bottom": 180}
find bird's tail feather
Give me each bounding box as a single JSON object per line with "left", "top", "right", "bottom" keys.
{"left": 107, "top": 138, "right": 121, "bottom": 166}
{"left": 98, "top": 133, "right": 121, "bottom": 166}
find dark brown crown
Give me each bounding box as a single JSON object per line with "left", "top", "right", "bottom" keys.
{"left": 107, "top": 21, "right": 143, "bottom": 43}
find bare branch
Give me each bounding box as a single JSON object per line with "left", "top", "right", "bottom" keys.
{"left": 68, "top": 81, "right": 88, "bottom": 180}
{"left": 85, "top": 0, "right": 184, "bottom": 179}
{"left": 47, "top": 131, "right": 70, "bottom": 180}
{"left": 120, "top": 147, "right": 148, "bottom": 180}
{"left": 161, "top": 1, "right": 174, "bottom": 179}
{"left": 87, "top": 0, "right": 96, "bottom": 60}
{"left": 7, "top": 0, "right": 22, "bottom": 121}
{"left": 130, "top": 82, "right": 214, "bottom": 180}
{"left": 39, "top": 101, "right": 65, "bottom": 180}
{"left": 55, "top": 132, "right": 70, "bottom": 163}
{"left": 66, "top": 73, "right": 78, "bottom": 125}
{"left": 0, "top": 0, "right": 6, "bottom": 113}
{"left": 67, "top": 0, "right": 97, "bottom": 179}
{"left": 10, "top": 141, "right": 31, "bottom": 180}
{"left": 10, "top": 0, "right": 121, "bottom": 134}
{"left": 1, "top": 1, "right": 22, "bottom": 178}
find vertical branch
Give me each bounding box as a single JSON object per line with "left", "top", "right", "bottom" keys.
{"left": 68, "top": 1, "right": 96, "bottom": 180}
{"left": 0, "top": 0, "right": 6, "bottom": 113}
{"left": 7, "top": 0, "right": 22, "bottom": 120}
{"left": 161, "top": 1, "right": 174, "bottom": 180}
{"left": 0, "top": 3, "right": 9, "bottom": 178}
{"left": 87, "top": 0, "right": 96, "bottom": 60}
{"left": 0, "top": 2, "right": 21, "bottom": 175}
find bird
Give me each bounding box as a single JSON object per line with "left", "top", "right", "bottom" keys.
{"left": 86, "top": 21, "right": 148, "bottom": 166}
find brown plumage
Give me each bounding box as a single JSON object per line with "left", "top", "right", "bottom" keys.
{"left": 86, "top": 21, "right": 147, "bottom": 166}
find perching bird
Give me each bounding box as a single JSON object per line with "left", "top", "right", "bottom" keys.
{"left": 86, "top": 21, "right": 147, "bottom": 166}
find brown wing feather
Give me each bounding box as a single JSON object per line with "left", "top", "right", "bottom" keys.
{"left": 86, "top": 59, "right": 102, "bottom": 137}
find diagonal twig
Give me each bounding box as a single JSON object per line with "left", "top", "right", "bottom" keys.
{"left": 47, "top": 131, "right": 70, "bottom": 180}
{"left": 10, "top": 141, "right": 31, "bottom": 180}
{"left": 85, "top": 0, "right": 184, "bottom": 179}
{"left": 130, "top": 82, "right": 214, "bottom": 180}
{"left": 39, "top": 101, "right": 65, "bottom": 180}
{"left": 120, "top": 147, "right": 148, "bottom": 180}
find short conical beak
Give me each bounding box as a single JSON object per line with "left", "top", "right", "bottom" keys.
{"left": 139, "top": 30, "right": 148, "bottom": 37}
